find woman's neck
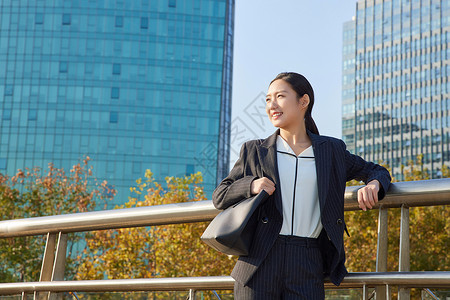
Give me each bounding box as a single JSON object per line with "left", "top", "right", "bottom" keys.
{"left": 279, "top": 122, "right": 311, "bottom": 147}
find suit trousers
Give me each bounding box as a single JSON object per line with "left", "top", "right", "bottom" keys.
{"left": 234, "top": 235, "right": 325, "bottom": 300}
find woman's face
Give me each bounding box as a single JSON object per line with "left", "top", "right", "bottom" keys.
{"left": 265, "top": 79, "right": 308, "bottom": 130}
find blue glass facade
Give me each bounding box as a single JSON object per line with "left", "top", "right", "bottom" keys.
{"left": 343, "top": 0, "right": 450, "bottom": 180}
{"left": 0, "top": 0, "right": 234, "bottom": 207}
{"left": 342, "top": 19, "right": 357, "bottom": 153}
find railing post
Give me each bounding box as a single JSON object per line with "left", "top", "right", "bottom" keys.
{"left": 376, "top": 206, "right": 388, "bottom": 300}
{"left": 188, "top": 289, "right": 196, "bottom": 300}
{"left": 362, "top": 284, "right": 369, "bottom": 300}
{"left": 36, "top": 233, "right": 57, "bottom": 300}
{"left": 51, "top": 232, "right": 68, "bottom": 281}
{"left": 49, "top": 232, "right": 68, "bottom": 300}
{"left": 398, "top": 204, "right": 410, "bottom": 300}
{"left": 386, "top": 284, "right": 391, "bottom": 299}
{"left": 35, "top": 232, "right": 68, "bottom": 300}
{"left": 40, "top": 233, "right": 57, "bottom": 281}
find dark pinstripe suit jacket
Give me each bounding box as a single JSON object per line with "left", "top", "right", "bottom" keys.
{"left": 212, "top": 129, "right": 391, "bottom": 286}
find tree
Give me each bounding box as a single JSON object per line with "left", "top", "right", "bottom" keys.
{"left": 344, "top": 157, "right": 449, "bottom": 297}
{"left": 75, "top": 170, "right": 236, "bottom": 298}
{"left": 0, "top": 157, "right": 115, "bottom": 282}
{"left": 4, "top": 155, "right": 446, "bottom": 297}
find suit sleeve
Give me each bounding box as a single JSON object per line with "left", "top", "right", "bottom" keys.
{"left": 341, "top": 140, "right": 391, "bottom": 200}
{"left": 212, "top": 142, "right": 258, "bottom": 210}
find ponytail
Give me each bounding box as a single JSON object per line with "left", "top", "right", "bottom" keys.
{"left": 305, "top": 112, "right": 319, "bottom": 135}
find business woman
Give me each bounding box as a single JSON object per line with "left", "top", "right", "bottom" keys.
{"left": 212, "top": 72, "right": 391, "bottom": 299}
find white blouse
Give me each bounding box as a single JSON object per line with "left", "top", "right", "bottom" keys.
{"left": 276, "top": 135, "right": 323, "bottom": 238}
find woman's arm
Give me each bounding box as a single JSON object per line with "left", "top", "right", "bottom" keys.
{"left": 341, "top": 140, "right": 392, "bottom": 210}
{"left": 212, "top": 142, "right": 258, "bottom": 210}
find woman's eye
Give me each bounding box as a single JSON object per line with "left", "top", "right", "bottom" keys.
{"left": 277, "top": 94, "right": 283, "bottom": 98}
{"left": 265, "top": 98, "right": 270, "bottom": 102}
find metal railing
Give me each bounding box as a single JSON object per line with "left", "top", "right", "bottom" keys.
{"left": 0, "top": 272, "right": 448, "bottom": 290}
{"left": 0, "top": 178, "right": 449, "bottom": 300}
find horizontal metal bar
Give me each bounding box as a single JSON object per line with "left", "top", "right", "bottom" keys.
{"left": 1, "top": 179, "right": 449, "bottom": 238}
{"left": 335, "top": 271, "right": 450, "bottom": 288}
{"left": 0, "top": 272, "right": 448, "bottom": 295}
{"left": 0, "top": 200, "right": 218, "bottom": 238}
{"left": 0, "top": 277, "right": 231, "bottom": 294}
{"left": 343, "top": 178, "right": 450, "bottom": 210}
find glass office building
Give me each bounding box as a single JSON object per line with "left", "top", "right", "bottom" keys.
{"left": 0, "top": 0, "right": 234, "bottom": 206}
{"left": 342, "top": 0, "right": 450, "bottom": 180}
{"left": 342, "top": 19, "right": 357, "bottom": 154}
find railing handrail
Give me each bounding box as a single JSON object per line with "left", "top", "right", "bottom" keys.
{"left": 0, "top": 179, "right": 449, "bottom": 238}
{"left": 0, "top": 272, "right": 449, "bottom": 294}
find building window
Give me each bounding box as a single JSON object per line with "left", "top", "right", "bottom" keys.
{"left": 3, "top": 109, "right": 11, "bottom": 120}
{"left": 132, "top": 162, "right": 141, "bottom": 174}
{"left": 59, "top": 62, "right": 68, "bottom": 73}
{"left": 111, "top": 87, "right": 120, "bottom": 99}
{"left": 85, "top": 63, "right": 93, "bottom": 74}
{"left": 115, "top": 16, "right": 123, "bottom": 28}
{"left": 113, "top": 41, "right": 122, "bottom": 54}
{"left": 28, "top": 110, "right": 37, "bottom": 121}
{"left": 0, "top": 158, "right": 6, "bottom": 170}
{"left": 134, "top": 138, "right": 142, "bottom": 149}
{"left": 169, "top": 0, "right": 176, "bottom": 8}
{"left": 136, "top": 114, "right": 143, "bottom": 125}
{"left": 188, "top": 117, "right": 196, "bottom": 128}
{"left": 35, "top": 13, "right": 44, "bottom": 25}
{"left": 140, "top": 17, "right": 148, "bottom": 29}
{"left": 108, "top": 136, "right": 116, "bottom": 148}
{"left": 110, "top": 112, "right": 118, "bottom": 123}
{"left": 186, "top": 164, "right": 194, "bottom": 175}
{"left": 4, "top": 86, "right": 13, "bottom": 96}
{"left": 112, "top": 63, "right": 121, "bottom": 75}
{"left": 62, "top": 14, "right": 71, "bottom": 25}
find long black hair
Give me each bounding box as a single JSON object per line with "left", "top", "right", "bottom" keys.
{"left": 270, "top": 72, "right": 319, "bottom": 135}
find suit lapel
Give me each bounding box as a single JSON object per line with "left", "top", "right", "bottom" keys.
{"left": 255, "top": 129, "right": 332, "bottom": 214}
{"left": 308, "top": 130, "right": 331, "bottom": 212}
{"left": 256, "top": 130, "right": 283, "bottom": 213}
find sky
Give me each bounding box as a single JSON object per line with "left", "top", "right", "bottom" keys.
{"left": 230, "top": 0, "right": 357, "bottom": 165}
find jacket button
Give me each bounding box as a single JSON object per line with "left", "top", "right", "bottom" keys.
{"left": 262, "top": 217, "right": 269, "bottom": 224}
{"left": 336, "top": 219, "right": 343, "bottom": 225}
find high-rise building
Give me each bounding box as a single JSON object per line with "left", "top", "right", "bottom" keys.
{"left": 342, "top": 0, "right": 450, "bottom": 181}
{"left": 0, "top": 0, "right": 234, "bottom": 206}
{"left": 342, "top": 18, "right": 357, "bottom": 154}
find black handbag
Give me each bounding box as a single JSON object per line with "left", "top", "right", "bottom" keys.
{"left": 201, "top": 190, "right": 269, "bottom": 256}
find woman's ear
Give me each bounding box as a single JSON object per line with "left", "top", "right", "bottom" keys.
{"left": 300, "top": 94, "right": 310, "bottom": 109}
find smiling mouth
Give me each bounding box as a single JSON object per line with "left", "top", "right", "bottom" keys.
{"left": 272, "top": 112, "right": 283, "bottom": 119}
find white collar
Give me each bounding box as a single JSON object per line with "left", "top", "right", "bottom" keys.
{"left": 276, "top": 135, "right": 314, "bottom": 157}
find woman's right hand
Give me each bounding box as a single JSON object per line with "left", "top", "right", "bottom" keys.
{"left": 251, "top": 177, "right": 275, "bottom": 196}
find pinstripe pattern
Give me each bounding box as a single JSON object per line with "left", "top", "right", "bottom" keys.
{"left": 212, "top": 129, "right": 391, "bottom": 289}
{"left": 234, "top": 235, "right": 324, "bottom": 299}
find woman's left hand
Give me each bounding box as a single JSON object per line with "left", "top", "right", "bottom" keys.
{"left": 357, "top": 180, "right": 380, "bottom": 211}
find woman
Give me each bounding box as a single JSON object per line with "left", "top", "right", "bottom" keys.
{"left": 212, "top": 72, "right": 391, "bottom": 299}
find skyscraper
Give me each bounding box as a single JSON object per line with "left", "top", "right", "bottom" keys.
{"left": 0, "top": 0, "right": 234, "bottom": 206}
{"left": 342, "top": 0, "right": 450, "bottom": 181}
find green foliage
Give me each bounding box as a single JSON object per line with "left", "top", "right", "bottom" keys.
{"left": 0, "top": 157, "right": 115, "bottom": 282}
{"left": 344, "top": 156, "right": 449, "bottom": 274}
{"left": 75, "top": 171, "right": 235, "bottom": 299}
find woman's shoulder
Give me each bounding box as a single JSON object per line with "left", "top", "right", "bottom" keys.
{"left": 241, "top": 138, "right": 265, "bottom": 148}
{"left": 315, "top": 133, "right": 347, "bottom": 148}
{"left": 242, "top": 130, "right": 277, "bottom": 148}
